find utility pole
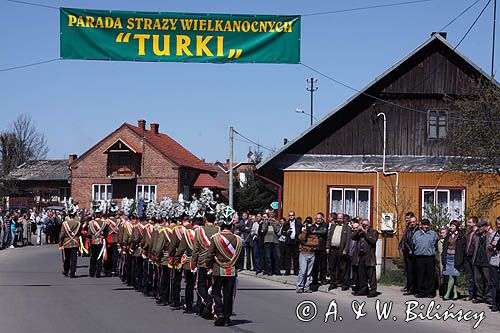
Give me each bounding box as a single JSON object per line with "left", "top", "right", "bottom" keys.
{"left": 306, "top": 78, "right": 318, "bottom": 126}
{"left": 492, "top": 0, "right": 497, "bottom": 79}
{"left": 229, "top": 126, "right": 234, "bottom": 208}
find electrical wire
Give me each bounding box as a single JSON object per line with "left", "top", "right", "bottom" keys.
{"left": 302, "top": 0, "right": 432, "bottom": 17}
{"left": 411, "top": 0, "right": 492, "bottom": 90}
{"left": 300, "top": 62, "right": 500, "bottom": 124}
{"left": 439, "top": 0, "right": 483, "bottom": 31}
{"left": 0, "top": 58, "right": 60, "bottom": 72}
{"left": 5, "top": 0, "right": 58, "bottom": 9}
{"left": 234, "top": 130, "right": 276, "bottom": 152}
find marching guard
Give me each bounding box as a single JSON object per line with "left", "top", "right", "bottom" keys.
{"left": 168, "top": 215, "right": 188, "bottom": 310}
{"left": 59, "top": 203, "right": 81, "bottom": 278}
{"left": 174, "top": 215, "right": 199, "bottom": 313}
{"left": 151, "top": 219, "right": 173, "bottom": 305}
{"left": 88, "top": 208, "right": 108, "bottom": 278}
{"left": 104, "top": 213, "right": 120, "bottom": 277}
{"left": 205, "top": 218, "right": 243, "bottom": 326}
{"left": 191, "top": 213, "right": 220, "bottom": 319}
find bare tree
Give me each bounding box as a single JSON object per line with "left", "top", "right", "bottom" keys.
{"left": 446, "top": 80, "right": 500, "bottom": 217}
{"left": 0, "top": 114, "right": 49, "bottom": 175}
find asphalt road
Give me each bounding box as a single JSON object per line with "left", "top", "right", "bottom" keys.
{"left": 0, "top": 245, "right": 498, "bottom": 333}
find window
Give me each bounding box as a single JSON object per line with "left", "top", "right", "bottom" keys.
{"left": 59, "top": 187, "right": 70, "bottom": 201}
{"left": 428, "top": 109, "right": 447, "bottom": 139}
{"left": 136, "top": 185, "right": 157, "bottom": 202}
{"left": 92, "top": 184, "right": 112, "bottom": 201}
{"left": 421, "top": 188, "right": 465, "bottom": 220}
{"left": 329, "top": 187, "right": 371, "bottom": 219}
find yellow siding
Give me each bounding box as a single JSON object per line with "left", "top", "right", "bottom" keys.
{"left": 283, "top": 171, "right": 500, "bottom": 257}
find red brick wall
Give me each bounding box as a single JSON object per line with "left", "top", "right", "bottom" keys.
{"left": 70, "top": 125, "right": 179, "bottom": 209}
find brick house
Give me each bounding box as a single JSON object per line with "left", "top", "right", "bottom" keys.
{"left": 69, "top": 119, "right": 218, "bottom": 209}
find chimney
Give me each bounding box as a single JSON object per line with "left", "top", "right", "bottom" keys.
{"left": 68, "top": 154, "right": 77, "bottom": 165}
{"left": 226, "top": 159, "right": 230, "bottom": 165}
{"left": 138, "top": 119, "right": 146, "bottom": 130}
{"left": 150, "top": 123, "right": 159, "bottom": 134}
{"left": 283, "top": 138, "right": 289, "bottom": 145}
{"left": 431, "top": 31, "right": 447, "bottom": 39}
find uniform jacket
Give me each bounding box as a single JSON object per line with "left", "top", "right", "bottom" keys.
{"left": 59, "top": 218, "right": 81, "bottom": 249}
{"left": 175, "top": 225, "right": 197, "bottom": 270}
{"left": 106, "top": 218, "right": 119, "bottom": 244}
{"left": 168, "top": 225, "right": 186, "bottom": 268}
{"left": 152, "top": 225, "right": 173, "bottom": 266}
{"left": 88, "top": 218, "right": 107, "bottom": 245}
{"left": 326, "top": 223, "right": 352, "bottom": 253}
{"left": 191, "top": 224, "right": 220, "bottom": 267}
{"left": 204, "top": 230, "right": 243, "bottom": 277}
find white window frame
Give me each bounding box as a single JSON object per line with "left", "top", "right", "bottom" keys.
{"left": 92, "top": 184, "right": 112, "bottom": 201}
{"left": 136, "top": 185, "right": 157, "bottom": 202}
{"left": 329, "top": 187, "right": 371, "bottom": 219}
{"left": 421, "top": 188, "right": 465, "bottom": 220}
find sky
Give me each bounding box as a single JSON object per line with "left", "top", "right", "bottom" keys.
{"left": 0, "top": 0, "right": 497, "bottom": 164}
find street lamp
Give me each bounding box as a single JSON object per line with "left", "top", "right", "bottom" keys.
{"left": 295, "top": 108, "right": 318, "bottom": 125}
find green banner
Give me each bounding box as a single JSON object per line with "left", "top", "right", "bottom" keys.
{"left": 60, "top": 8, "right": 300, "bottom": 64}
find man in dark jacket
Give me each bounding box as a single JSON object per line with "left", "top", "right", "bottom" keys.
{"left": 352, "top": 218, "right": 379, "bottom": 297}
{"left": 311, "top": 212, "right": 328, "bottom": 285}
{"left": 236, "top": 212, "right": 253, "bottom": 271}
{"left": 326, "top": 213, "right": 352, "bottom": 291}
{"left": 281, "top": 211, "right": 301, "bottom": 275}
{"left": 472, "top": 221, "right": 494, "bottom": 304}
{"left": 400, "top": 214, "right": 418, "bottom": 295}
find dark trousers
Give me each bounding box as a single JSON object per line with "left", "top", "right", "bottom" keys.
{"left": 142, "top": 259, "right": 149, "bottom": 292}
{"left": 415, "top": 255, "right": 435, "bottom": 296}
{"left": 403, "top": 252, "right": 417, "bottom": 293}
{"left": 358, "top": 256, "right": 376, "bottom": 293}
{"left": 212, "top": 276, "right": 236, "bottom": 319}
{"left": 158, "top": 265, "right": 171, "bottom": 303}
{"left": 264, "top": 243, "right": 281, "bottom": 275}
{"left": 126, "top": 254, "right": 134, "bottom": 285}
{"left": 489, "top": 265, "right": 499, "bottom": 309}
{"left": 104, "top": 243, "right": 118, "bottom": 274}
{"left": 351, "top": 264, "right": 359, "bottom": 292}
{"left": 63, "top": 247, "right": 78, "bottom": 276}
{"left": 328, "top": 247, "right": 349, "bottom": 288}
{"left": 134, "top": 256, "right": 143, "bottom": 289}
{"left": 172, "top": 269, "right": 182, "bottom": 307}
{"left": 312, "top": 250, "right": 327, "bottom": 283}
{"left": 284, "top": 242, "right": 299, "bottom": 274}
{"left": 197, "top": 267, "right": 213, "bottom": 306}
{"left": 466, "top": 256, "right": 477, "bottom": 299}
{"left": 184, "top": 269, "right": 196, "bottom": 309}
{"left": 252, "top": 239, "right": 262, "bottom": 272}
{"left": 89, "top": 244, "right": 103, "bottom": 277}
{"left": 474, "top": 265, "right": 490, "bottom": 302}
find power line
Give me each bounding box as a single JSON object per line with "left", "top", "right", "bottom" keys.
{"left": 5, "top": 0, "right": 58, "bottom": 9}
{"left": 300, "top": 62, "right": 500, "bottom": 124}
{"left": 233, "top": 130, "right": 275, "bottom": 152}
{"left": 410, "top": 0, "right": 492, "bottom": 90}
{"left": 439, "top": 0, "right": 483, "bottom": 31}
{"left": 0, "top": 58, "right": 60, "bottom": 72}
{"left": 302, "top": 0, "right": 432, "bottom": 17}
{"left": 7, "top": 0, "right": 433, "bottom": 15}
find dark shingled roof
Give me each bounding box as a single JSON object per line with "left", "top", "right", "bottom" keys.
{"left": 6, "top": 160, "right": 70, "bottom": 181}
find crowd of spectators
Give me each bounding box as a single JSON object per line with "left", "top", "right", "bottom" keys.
{"left": 0, "top": 208, "right": 64, "bottom": 249}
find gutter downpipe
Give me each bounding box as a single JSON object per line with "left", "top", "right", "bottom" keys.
{"left": 377, "top": 112, "right": 399, "bottom": 220}
{"left": 254, "top": 170, "right": 283, "bottom": 221}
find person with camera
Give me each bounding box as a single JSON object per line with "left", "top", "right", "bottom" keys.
{"left": 352, "top": 218, "right": 378, "bottom": 297}
{"left": 296, "top": 215, "right": 320, "bottom": 293}
{"left": 311, "top": 212, "right": 328, "bottom": 285}
{"left": 260, "top": 210, "right": 281, "bottom": 276}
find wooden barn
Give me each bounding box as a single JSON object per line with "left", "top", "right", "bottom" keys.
{"left": 257, "top": 33, "right": 500, "bottom": 257}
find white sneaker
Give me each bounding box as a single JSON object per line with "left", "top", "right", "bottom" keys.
{"left": 9, "top": 245, "right": 14, "bottom": 249}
